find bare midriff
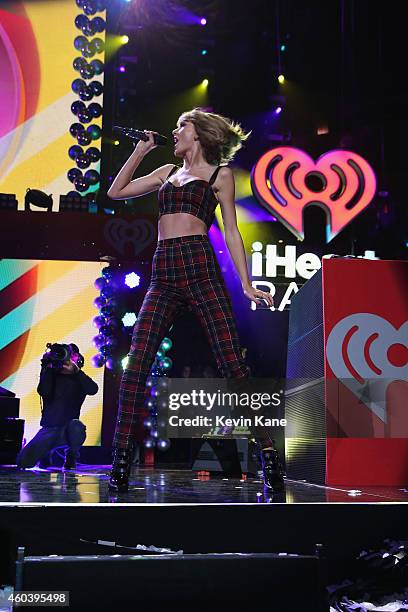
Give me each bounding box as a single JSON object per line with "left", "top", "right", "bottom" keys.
{"left": 157, "top": 212, "right": 208, "bottom": 240}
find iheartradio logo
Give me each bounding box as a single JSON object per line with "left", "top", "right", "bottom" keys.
{"left": 326, "top": 314, "right": 408, "bottom": 423}
{"left": 251, "top": 147, "right": 377, "bottom": 242}
{"left": 104, "top": 218, "right": 155, "bottom": 256}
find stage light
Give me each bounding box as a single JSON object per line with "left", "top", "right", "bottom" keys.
{"left": 77, "top": 109, "right": 92, "bottom": 123}
{"left": 74, "top": 35, "right": 88, "bottom": 52}
{"left": 87, "top": 147, "right": 101, "bottom": 162}
{"left": 73, "top": 57, "right": 87, "bottom": 72}
{"left": 160, "top": 337, "right": 172, "bottom": 351}
{"left": 100, "top": 284, "right": 115, "bottom": 300}
{"left": 158, "top": 356, "right": 172, "bottom": 370}
{"left": 78, "top": 86, "right": 94, "bottom": 102}
{"left": 101, "top": 265, "right": 114, "bottom": 280}
{"left": 121, "top": 35, "right": 129, "bottom": 44}
{"left": 90, "top": 81, "right": 103, "bottom": 96}
{"left": 280, "top": 44, "right": 286, "bottom": 51}
{"left": 70, "top": 122, "right": 85, "bottom": 138}
{"left": 202, "top": 78, "right": 209, "bottom": 87}
{"left": 100, "top": 344, "right": 113, "bottom": 359}
{"left": 94, "top": 296, "right": 106, "bottom": 309}
{"left": 201, "top": 49, "right": 207, "bottom": 56}
{"left": 88, "top": 102, "right": 103, "bottom": 118}
{"left": 76, "top": 153, "right": 91, "bottom": 169}
{"left": 92, "top": 17, "right": 106, "bottom": 34}
{"left": 92, "top": 334, "right": 105, "bottom": 349}
{"left": 85, "top": 169, "right": 100, "bottom": 185}
{"left": 278, "top": 74, "right": 285, "bottom": 84}
{"left": 80, "top": 64, "right": 96, "bottom": 80}
{"left": 122, "top": 312, "right": 137, "bottom": 327}
{"left": 275, "top": 106, "right": 282, "bottom": 114}
{"left": 25, "top": 189, "right": 53, "bottom": 212}
{"left": 200, "top": 18, "right": 207, "bottom": 25}
{"left": 114, "top": 140, "right": 120, "bottom": 146}
{"left": 76, "top": 130, "right": 91, "bottom": 147}
{"left": 90, "top": 59, "right": 104, "bottom": 75}
{"left": 93, "top": 315, "right": 106, "bottom": 329}
{"left": 105, "top": 358, "right": 116, "bottom": 370}
{"left": 67, "top": 168, "right": 82, "bottom": 183}
{"left": 72, "top": 78, "right": 86, "bottom": 94}
{"left": 90, "top": 38, "right": 105, "bottom": 54}
{"left": 94, "top": 276, "right": 107, "bottom": 291}
{"left": 121, "top": 356, "right": 129, "bottom": 369}
{"left": 119, "top": 65, "right": 126, "bottom": 72}
{"left": 83, "top": 1, "right": 98, "bottom": 16}
{"left": 86, "top": 124, "right": 102, "bottom": 140}
{"left": 157, "top": 438, "right": 170, "bottom": 451}
{"left": 91, "top": 354, "right": 106, "bottom": 368}
{"left": 317, "top": 125, "right": 329, "bottom": 135}
{"left": 125, "top": 272, "right": 141, "bottom": 288}
{"left": 75, "top": 14, "right": 88, "bottom": 31}
{"left": 74, "top": 175, "right": 90, "bottom": 192}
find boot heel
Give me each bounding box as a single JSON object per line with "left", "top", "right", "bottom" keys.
{"left": 260, "top": 447, "right": 285, "bottom": 491}
{"left": 109, "top": 447, "right": 132, "bottom": 493}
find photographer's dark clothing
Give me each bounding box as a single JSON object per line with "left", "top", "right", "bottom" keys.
{"left": 17, "top": 367, "right": 98, "bottom": 469}
{"left": 17, "top": 419, "right": 86, "bottom": 469}
{"left": 38, "top": 368, "right": 98, "bottom": 427}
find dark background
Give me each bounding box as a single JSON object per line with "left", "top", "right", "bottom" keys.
{"left": 103, "top": 0, "right": 407, "bottom": 233}
{"left": 100, "top": 0, "right": 407, "bottom": 381}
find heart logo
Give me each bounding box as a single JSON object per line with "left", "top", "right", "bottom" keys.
{"left": 251, "top": 147, "right": 377, "bottom": 242}
{"left": 326, "top": 313, "right": 408, "bottom": 429}
{"left": 103, "top": 218, "right": 155, "bottom": 256}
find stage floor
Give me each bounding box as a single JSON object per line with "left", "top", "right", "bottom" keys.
{"left": 1, "top": 465, "right": 407, "bottom": 504}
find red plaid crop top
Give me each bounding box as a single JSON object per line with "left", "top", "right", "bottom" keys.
{"left": 158, "top": 165, "right": 222, "bottom": 229}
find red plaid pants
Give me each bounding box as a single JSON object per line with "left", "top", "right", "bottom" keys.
{"left": 113, "top": 234, "right": 250, "bottom": 449}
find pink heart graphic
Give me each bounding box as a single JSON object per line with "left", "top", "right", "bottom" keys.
{"left": 251, "top": 147, "right": 377, "bottom": 242}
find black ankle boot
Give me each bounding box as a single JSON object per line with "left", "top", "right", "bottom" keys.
{"left": 260, "top": 447, "right": 285, "bottom": 491}
{"left": 109, "top": 447, "right": 132, "bottom": 493}
{"left": 63, "top": 450, "right": 77, "bottom": 471}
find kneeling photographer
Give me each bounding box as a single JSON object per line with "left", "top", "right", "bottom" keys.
{"left": 17, "top": 342, "right": 99, "bottom": 470}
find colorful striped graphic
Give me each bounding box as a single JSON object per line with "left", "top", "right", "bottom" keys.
{"left": 0, "top": 1, "right": 104, "bottom": 207}
{"left": 0, "top": 259, "right": 105, "bottom": 445}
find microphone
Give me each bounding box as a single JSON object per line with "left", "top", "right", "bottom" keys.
{"left": 113, "top": 126, "right": 167, "bottom": 146}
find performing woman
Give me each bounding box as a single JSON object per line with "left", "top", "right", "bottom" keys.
{"left": 107, "top": 108, "right": 281, "bottom": 492}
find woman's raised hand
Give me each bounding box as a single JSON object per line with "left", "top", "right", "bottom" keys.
{"left": 134, "top": 130, "right": 159, "bottom": 155}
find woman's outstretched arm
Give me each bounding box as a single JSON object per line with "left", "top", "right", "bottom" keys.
{"left": 107, "top": 131, "right": 174, "bottom": 200}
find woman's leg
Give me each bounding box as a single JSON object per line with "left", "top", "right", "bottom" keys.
{"left": 187, "top": 276, "right": 250, "bottom": 379}
{"left": 113, "top": 283, "right": 184, "bottom": 450}
{"left": 187, "top": 275, "right": 284, "bottom": 486}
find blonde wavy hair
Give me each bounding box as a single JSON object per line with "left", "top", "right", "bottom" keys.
{"left": 178, "top": 108, "right": 251, "bottom": 165}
